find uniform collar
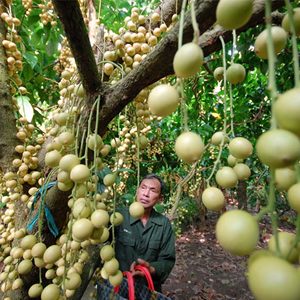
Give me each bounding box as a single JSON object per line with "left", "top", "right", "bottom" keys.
{"left": 130, "top": 209, "right": 163, "bottom": 226}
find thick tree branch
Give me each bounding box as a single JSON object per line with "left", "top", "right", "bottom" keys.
{"left": 98, "top": 0, "right": 284, "bottom": 134}
{"left": 52, "top": 0, "right": 101, "bottom": 95}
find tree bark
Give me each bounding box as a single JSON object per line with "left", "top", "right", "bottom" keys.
{"left": 0, "top": 3, "right": 18, "bottom": 172}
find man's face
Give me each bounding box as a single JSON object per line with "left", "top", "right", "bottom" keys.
{"left": 136, "top": 178, "right": 162, "bottom": 209}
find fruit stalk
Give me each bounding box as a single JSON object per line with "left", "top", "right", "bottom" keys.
{"left": 284, "top": 0, "right": 300, "bottom": 87}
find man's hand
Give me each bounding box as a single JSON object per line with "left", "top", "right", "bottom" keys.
{"left": 130, "top": 258, "right": 155, "bottom": 277}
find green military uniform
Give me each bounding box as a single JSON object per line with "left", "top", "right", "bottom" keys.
{"left": 115, "top": 207, "right": 176, "bottom": 292}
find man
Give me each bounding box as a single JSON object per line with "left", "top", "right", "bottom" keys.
{"left": 115, "top": 174, "right": 176, "bottom": 292}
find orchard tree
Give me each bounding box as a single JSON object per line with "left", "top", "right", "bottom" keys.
{"left": 2, "top": 0, "right": 300, "bottom": 300}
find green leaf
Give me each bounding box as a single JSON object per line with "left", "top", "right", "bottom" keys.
{"left": 16, "top": 96, "right": 34, "bottom": 122}
{"left": 23, "top": 52, "right": 38, "bottom": 69}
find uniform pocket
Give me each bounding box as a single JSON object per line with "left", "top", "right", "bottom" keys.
{"left": 149, "top": 240, "right": 160, "bottom": 249}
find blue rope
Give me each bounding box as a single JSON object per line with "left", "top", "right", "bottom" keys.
{"left": 26, "top": 181, "right": 59, "bottom": 237}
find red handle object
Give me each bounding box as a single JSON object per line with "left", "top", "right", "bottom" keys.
{"left": 114, "top": 271, "right": 135, "bottom": 300}
{"left": 114, "top": 264, "right": 155, "bottom": 300}
{"left": 133, "top": 265, "right": 155, "bottom": 291}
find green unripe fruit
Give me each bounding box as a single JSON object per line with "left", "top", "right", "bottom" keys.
{"left": 274, "top": 88, "right": 300, "bottom": 136}
{"left": 233, "top": 163, "right": 251, "bottom": 180}
{"left": 59, "top": 154, "right": 80, "bottom": 172}
{"left": 256, "top": 129, "right": 300, "bottom": 168}
{"left": 215, "top": 166, "right": 238, "bottom": 188}
{"left": 287, "top": 183, "right": 300, "bottom": 213}
{"left": 275, "top": 167, "right": 297, "bottom": 191}
{"left": 228, "top": 137, "right": 253, "bottom": 159}
{"left": 268, "top": 232, "right": 298, "bottom": 263}
{"left": 173, "top": 42, "right": 203, "bottom": 78}
{"left": 282, "top": 8, "right": 300, "bottom": 36}
{"left": 70, "top": 164, "right": 90, "bottom": 183}
{"left": 216, "top": 0, "right": 253, "bottom": 30}
{"left": 129, "top": 201, "right": 145, "bottom": 218}
{"left": 254, "top": 26, "right": 287, "bottom": 59}
{"left": 104, "top": 258, "right": 119, "bottom": 276}
{"left": 110, "top": 212, "right": 124, "bottom": 226}
{"left": 41, "top": 284, "right": 60, "bottom": 300}
{"left": 148, "top": 84, "right": 180, "bottom": 117}
{"left": 247, "top": 256, "right": 300, "bottom": 300}
{"left": 226, "top": 64, "right": 246, "bottom": 84}
{"left": 213, "top": 67, "right": 224, "bottom": 81}
{"left": 202, "top": 187, "right": 225, "bottom": 211}
{"left": 100, "top": 244, "right": 115, "bottom": 262}
{"left": 28, "top": 283, "right": 43, "bottom": 298}
{"left": 175, "top": 131, "right": 204, "bottom": 164}
{"left": 103, "top": 173, "right": 117, "bottom": 186}
{"left": 109, "top": 270, "right": 123, "bottom": 287}
{"left": 216, "top": 209, "right": 259, "bottom": 256}
{"left": 45, "top": 150, "right": 62, "bottom": 168}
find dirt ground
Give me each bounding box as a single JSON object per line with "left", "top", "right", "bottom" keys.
{"left": 162, "top": 209, "right": 295, "bottom": 300}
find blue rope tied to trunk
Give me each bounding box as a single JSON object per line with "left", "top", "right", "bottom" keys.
{"left": 26, "top": 181, "right": 59, "bottom": 237}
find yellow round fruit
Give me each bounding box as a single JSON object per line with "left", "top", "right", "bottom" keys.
{"left": 104, "top": 258, "right": 119, "bottom": 276}
{"left": 87, "top": 133, "right": 103, "bottom": 151}
{"left": 73, "top": 198, "right": 91, "bottom": 219}
{"left": 91, "top": 209, "right": 110, "bottom": 228}
{"left": 31, "top": 242, "right": 46, "bottom": 258}
{"left": 287, "top": 183, "right": 300, "bottom": 213}
{"left": 100, "top": 244, "right": 115, "bottom": 262}
{"left": 59, "top": 154, "right": 80, "bottom": 172}
{"left": 148, "top": 84, "right": 180, "bottom": 117}
{"left": 173, "top": 42, "right": 203, "bottom": 78}
{"left": 41, "top": 284, "right": 60, "bottom": 300}
{"left": 274, "top": 88, "right": 300, "bottom": 136}
{"left": 43, "top": 245, "right": 61, "bottom": 264}
{"left": 282, "top": 8, "right": 300, "bottom": 36}
{"left": 268, "top": 231, "right": 298, "bottom": 263}
{"left": 70, "top": 164, "right": 90, "bottom": 183}
{"left": 103, "top": 173, "right": 117, "bottom": 186}
{"left": 275, "top": 167, "right": 297, "bottom": 191}
{"left": 45, "top": 150, "right": 62, "bottom": 168}
{"left": 228, "top": 137, "right": 253, "bottom": 159}
{"left": 215, "top": 166, "right": 238, "bottom": 188}
{"left": 28, "top": 283, "right": 43, "bottom": 298}
{"left": 216, "top": 209, "right": 259, "bottom": 256}
{"left": 20, "top": 234, "right": 37, "bottom": 250}
{"left": 233, "top": 163, "right": 251, "bottom": 180}
{"left": 254, "top": 26, "right": 287, "bottom": 59}
{"left": 65, "top": 272, "right": 82, "bottom": 290}
{"left": 72, "top": 218, "right": 94, "bottom": 241}
{"left": 211, "top": 131, "right": 228, "bottom": 146}
{"left": 216, "top": 0, "right": 253, "bottom": 30}
{"left": 129, "top": 201, "right": 145, "bottom": 218}
{"left": 256, "top": 129, "right": 300, "bottom": 168}
{"left": 17, "top": 259, "right": 33, "bottom": 275}
{"left": 227, "top": 154, "right": 241, "bottom": 167}
{"left": 110, "top": 212, "right": 124, "bottom": 226}
{"left": 202, "top": 187, "right": 225, "bottom": 211}
{"left": 213, "top": 67, "right": 224, "bottom": 81}
{"left": 247, "top": 256, "right": 300, "bottom": 300}
{"left": 226, "top": 63, "right": 246, "bottom": 84}
{"left": 247, "top": 249, "right": 274, "bottom": 268}
{"left": 109, "top": 270, "right": 123, "bottom": 287}
{"left": 175, "top": 131, "right": 204, "bottom": 164}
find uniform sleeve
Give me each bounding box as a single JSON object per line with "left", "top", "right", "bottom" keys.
{"left": 150, "top": 220, "right": 176, "bottom": 283}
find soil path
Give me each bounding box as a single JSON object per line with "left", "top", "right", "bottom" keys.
{"left": 162, "top": 214, "right": 260, "bottom": 300}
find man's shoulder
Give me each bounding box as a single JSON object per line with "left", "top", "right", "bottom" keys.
{"left": 152, "top": 209, "right": 172, "bottom": 226}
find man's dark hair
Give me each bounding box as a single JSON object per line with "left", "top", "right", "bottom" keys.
{"left": 140, "top": 174, "right": 166, "bottom": 196}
